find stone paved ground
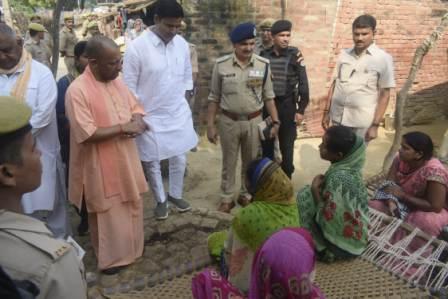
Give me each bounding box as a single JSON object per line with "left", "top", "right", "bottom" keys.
{"left": 71, "top": 193, "right": 232, "bottom": 299}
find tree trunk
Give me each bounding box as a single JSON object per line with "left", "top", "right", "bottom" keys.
{"left": 50, "top": 0, "right": 68, "bottom": 77}
{"left": 382, "top": 13, "right": 448, "bottom": 172}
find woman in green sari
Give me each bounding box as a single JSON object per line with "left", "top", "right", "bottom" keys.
{"left": 297, "top": 126, "right": 369, "bottom": 262}
{"left": 218, "top": 158, "right": 300, "bottom": 293}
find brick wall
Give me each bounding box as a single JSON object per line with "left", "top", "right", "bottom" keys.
{"left": 182, "top": 0, "right": 448, "bottom": 134}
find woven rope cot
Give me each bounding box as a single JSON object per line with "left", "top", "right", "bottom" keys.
{"left": 107, "top": 173, "right": 448, "bottom": 298}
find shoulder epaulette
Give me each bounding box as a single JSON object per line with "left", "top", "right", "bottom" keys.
{"left": 216, "top": 55, "right": 232, "bottom": 63}
{"left": 254, "top": 55, "right": 270, "bottom": 64}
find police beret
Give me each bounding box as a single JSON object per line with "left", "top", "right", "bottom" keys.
{"left": 87, "top": 21, "right": 99, "bottom": 29}
{"left": 230, "top": 22, "right": 257, "bottom": 44}
{"left": 0, "top": 96, "right": 31, "bottom": 135}
{"left": 28, "top": 22, "right": 47, "bottom": 32}
{"left": 258, "top": 18, "right": 275, "bottom": 29}
{"left": 64, "top": 15, "right": 74, "bottom": 21}
{"left": 271, "top": 20, "right": 292, "bottom": 35}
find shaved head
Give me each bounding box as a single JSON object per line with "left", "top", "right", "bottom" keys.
{"left": 0, "top": 23, "right": 16, "bottom": 39}
{"left": 86, "top": 35, "right": 122, "bottom": 82}
{"left": 85, "top": 35, "right": 119, "bottom": 59}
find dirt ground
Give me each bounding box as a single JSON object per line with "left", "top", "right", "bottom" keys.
{"left": 183, "top": 120, "right": 448, "bottom": 212}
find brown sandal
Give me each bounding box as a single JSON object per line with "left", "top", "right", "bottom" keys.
{"left": 217, "top": 202, "right": 235, "bottom": 213}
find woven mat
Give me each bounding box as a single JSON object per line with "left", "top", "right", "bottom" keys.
{"left": 108, "top": 258, "right": 430, "bottom": 299}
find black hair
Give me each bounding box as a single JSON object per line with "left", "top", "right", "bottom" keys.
{"left": 0, "top": 125, "right": 32, "bottom": 165}
{"left": 29, "top": 29, "right": 38, "bottom": 37}
{"left": 352, "top": 14, "right": 376, "bottom": 31}
{"left": 154, "top": 0, "right": 184, "bottom": 19}
{"left": 402, "top": 131, "right": 433, "bottom": 160}
{"left": 325, "top": 126, "right": 356, "bottom": 157}
{"left": 74, "top": 41, "right": 87, "bottom": 58}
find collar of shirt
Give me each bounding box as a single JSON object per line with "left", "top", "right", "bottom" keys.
{"left": 147, "top": 29, "right": 175, "bottom": 48}
{"left": 232, "top": 53, "right": 255, "bottom": 68}
{"left": 349, "top": 43, "right": 379, "bottom": 57}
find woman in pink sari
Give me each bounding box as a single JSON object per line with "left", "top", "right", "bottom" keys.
{"left": 192, "top": 228, "right": 325, "bottom": 299}
{"left": 370, "top": 131, "right": 448, "bottom": 239}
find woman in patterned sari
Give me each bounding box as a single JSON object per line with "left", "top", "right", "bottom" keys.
{"left": 192, "top": 228, "right": 325, "bottom": 299}
{"left": 369, "top": 131, "right": 448, "bottom": 241}
{"left": 297, "top": 126, "right": 369, "bottom": 262}
{"left": 207, "top": 158, "right": 300, "bottom": 293}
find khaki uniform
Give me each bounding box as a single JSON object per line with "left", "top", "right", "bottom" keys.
{"left": 59, "top": 27, "right": 78, "bottom": 76}
{"left": 209, "top": 53, "right": 275, "bottom": 203}
{"left": 0, "top": 210, "right": 87, "bottom": 299}
{"left": 24, "top": 39, "right": 52, "bottom": 68}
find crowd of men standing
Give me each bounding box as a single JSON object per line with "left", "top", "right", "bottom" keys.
{"left": 0, "top": 0, "right": 394, "bottom": 295}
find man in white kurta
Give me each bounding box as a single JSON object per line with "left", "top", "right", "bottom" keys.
{"left": 0, "top": 24, "right": 69, "bottom": 237}
{"left": 123, "top": 0, "right": 197, "bottom": 220}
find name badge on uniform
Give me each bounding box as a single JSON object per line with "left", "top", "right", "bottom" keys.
{"left": 247, "top": 70, "right": 264, "bottom": 89}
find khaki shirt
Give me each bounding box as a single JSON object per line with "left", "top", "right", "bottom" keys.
{"left": 59, "top": 27, "right": 78, "bottom": 57}
{"left": 330, "top": 43, "right": 395, "bottom": 128}
{"left": 208, "top": 53, "right": 275, "bottom": 114}
{"left": 24, "top": 39, "right": 52, "bottom": 68}
{"left": 0, "top": 210, "right": 87, "bottom": 299}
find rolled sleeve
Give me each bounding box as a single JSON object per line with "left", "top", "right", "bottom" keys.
{"left": 208, "top": 62, "right": 221, "bottom": 103}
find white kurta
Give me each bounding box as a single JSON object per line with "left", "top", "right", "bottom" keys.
{"left": 0, "top": 60, "right": 63, "bottom": 213}
{"left": 123, "top": 30, "right": 198, "bottom": 161}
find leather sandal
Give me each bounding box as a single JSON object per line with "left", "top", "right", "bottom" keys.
{"left": 217, "top": 202, "right": 235, "bottom": 213}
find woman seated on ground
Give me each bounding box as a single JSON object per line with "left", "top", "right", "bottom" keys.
{"left": 193, "top": 228, "right": 325, "bottom": 299}
{"left": 297, "top": 126, "right": 369, "bottom": 262}
{"left": 369, "top": 131, "right": 448, "bottom": 238}
{"left": 208, "top": 158, "right": 300, "bottom": 293}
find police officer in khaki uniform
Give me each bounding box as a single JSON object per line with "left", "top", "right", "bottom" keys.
{"left": 207, "top": 22, "right": 280, "bottom": 213}
{"left": 59, "top": 15, "right": 78, "bottom": 76}
{"left": 83, "top": 21, "right": 102, "bottom": 40}
{"left": 81, "top": 13, "right": 97, "bottom": 38}
{"left": 24, "top": 23, "right": 52, "bottom": 68}
{"left": 0, "top": 96, "right": 87, "bottom": 299}
{"left": 255, "top": 18, "right": 275, "bottom": 55}
{"left": 25, "top": 15, "right": 54, "bottom": 53}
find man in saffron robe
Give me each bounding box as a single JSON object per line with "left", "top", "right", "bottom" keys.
{"left": 65, "top": 36, "right": 148, "bottom": 274}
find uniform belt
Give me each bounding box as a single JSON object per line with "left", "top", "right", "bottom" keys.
{"left": 222, "top": 109, "right": 262, "bottom": 121}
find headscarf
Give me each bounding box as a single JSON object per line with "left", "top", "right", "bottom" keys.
{"left": 297, "top": 135, "right": 369, "bottom": 257}
{"left": 249, "top": 228, "right": 325, "bottom": 299}
{"left": 232, "top": 158, "right": 300, "bottom": 250}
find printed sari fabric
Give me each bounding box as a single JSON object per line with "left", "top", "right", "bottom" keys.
{"left": 228, "top": 160, "right": 301, "bottom": 292}
{"left": 370, "top": 157, "right": 448, "bottom": 237}
{"left": 297, "top": 136, "right": 369, "bottom": 261}
{"left": 192, "top": 228, "right": 325, "bottom": 299}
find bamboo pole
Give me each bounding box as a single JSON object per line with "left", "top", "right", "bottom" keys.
{"left": 382, "top": 13, "right": 448, "bottom": 172}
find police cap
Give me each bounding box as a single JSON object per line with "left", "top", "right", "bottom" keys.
{"left": 230, "top": 22, "right": 257, "bottom": 44}
{"left": 0, "top": 96, "right": 32, "bottom": 143}
{"left": 271, "top": 20, "right": 292, "bottom": 35}
{"left": 258, "top": 18, "right": 275, "bottom": 30}
{"left": 28, "top": 22, "right": 47, "bottom": 32}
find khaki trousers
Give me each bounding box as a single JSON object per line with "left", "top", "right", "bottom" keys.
{"left": 218, "top": 114, "right": 262, "bottom": 203}
{"left": 64, "top": 57, "right": 76, "bottom": 76}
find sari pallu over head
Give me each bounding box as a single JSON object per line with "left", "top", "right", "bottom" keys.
{"left": 232, "top": 158, "right": 300, "bottom": 251}
{"left": 249, "top": 228, "right": 325, "bottom": 299}
{"left": 297, "top": 136, "right": 369, "bottom": 256}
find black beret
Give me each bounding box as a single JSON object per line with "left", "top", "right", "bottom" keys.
{"left": 230, "top": 22, "right": 257, "bottom": 44}
{"left": 271, "top": 20, "right": 292, "bottom": 35}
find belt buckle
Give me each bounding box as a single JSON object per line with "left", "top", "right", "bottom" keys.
{"left": 237, "top": 114, "right": 248, "bottom": 121}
